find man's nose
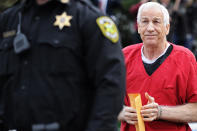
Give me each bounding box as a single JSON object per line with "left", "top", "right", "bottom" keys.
{"left": 147, "top": 22, "right": 154, "bottom": 31}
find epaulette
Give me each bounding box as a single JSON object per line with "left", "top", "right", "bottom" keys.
{"left": 2, "top": 1, "right": 22, "bottom": 16}
{"left": 79, "top": 0, "right": 102, "bottom": 14}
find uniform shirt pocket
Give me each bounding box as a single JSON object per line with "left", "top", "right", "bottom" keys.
{"left": 33, "top": 36, "right": 82, "bottom": 75}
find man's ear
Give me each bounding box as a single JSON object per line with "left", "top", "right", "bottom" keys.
{"left": 165, "top": 24, "right": 170, "bottom": 35}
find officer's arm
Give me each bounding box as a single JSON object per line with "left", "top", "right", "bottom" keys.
{"left": 80, "top": 9, "right": 126, "bottom": 131}
{"left": 0, "top": 10, "right": 8, "bottom": 42}
{"left": 0, "top": 13, "right": 3, "bottom": 41}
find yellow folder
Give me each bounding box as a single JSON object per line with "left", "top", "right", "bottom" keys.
{"left": 128, "top": 93, "right": 145, "bottom": 131}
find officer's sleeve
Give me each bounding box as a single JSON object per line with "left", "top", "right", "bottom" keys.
{"left": 0, "top": 11, "right": 7, "bottom": 42}
{"left": 80, "top": 8, "right": 126, "bottom": 131}
{"left": 0, "top": 13, "right": 3, "bottom": 42}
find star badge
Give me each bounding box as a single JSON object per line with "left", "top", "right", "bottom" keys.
{"left": 54, "top": 12, "right": 72, "bottom": 30}
{"left": 60, "top": 0, "right": 69, "bottom": 4}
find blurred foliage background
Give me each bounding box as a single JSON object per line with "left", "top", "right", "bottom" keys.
{"left": 0, "top": 0, "right": 18, "bottom": 12}
{"left": 121, "top": 0, "right": 138, "bottom": 10}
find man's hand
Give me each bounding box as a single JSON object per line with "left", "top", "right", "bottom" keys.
{"left": 141, "top": 92, "right": 160, "bottom": 121}
{"left": 118, "top": 106, "right": 138, "bottom": 125}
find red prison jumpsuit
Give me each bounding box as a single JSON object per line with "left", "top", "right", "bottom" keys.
{"left": 121, "top": 43, "right": 197, "bottom": 131}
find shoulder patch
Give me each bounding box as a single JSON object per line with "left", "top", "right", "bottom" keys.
{"left": 96, "top": 16, "right": 119, "bottom": 43}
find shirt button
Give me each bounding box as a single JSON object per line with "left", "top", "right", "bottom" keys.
{"left": 35, "top": 16, "right": 40, "bottom": 21}
{"left": 24, "top": 60, "right": 28, "bottom": 65}
{"left": 54, "top": 40, "right": 59, "bottom": 44}
{"left": 21, "top": 85, "right": 26, "bottom": 90}
{"left": 4, "top": 43, "right": 8, "bottom": 48}
{"left": 29, "top": 36, "right": 33, "bottom": 42}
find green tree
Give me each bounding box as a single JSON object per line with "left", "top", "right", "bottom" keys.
{"left": 0, "top": 0, "right": 18, "bottom": 12}
{"left": 114, "top": 0, "right": 141, "bottom": 47}
{"left": 121, "top": 0, "right": 139, "bottom": 11}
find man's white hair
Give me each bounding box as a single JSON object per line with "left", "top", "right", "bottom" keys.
{"left": 137, "top": 2, "right": 170, "bottom": 26}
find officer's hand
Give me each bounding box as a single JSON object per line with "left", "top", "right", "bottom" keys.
{"left": 118, "top": 106, "right": 138, "bottom": 125}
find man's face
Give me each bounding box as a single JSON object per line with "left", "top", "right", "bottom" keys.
{"left": 138, "top": 6, "right": 169, "bottom": 47}
{"left": 36, "top": 0, "right": 50, "bottom": 5}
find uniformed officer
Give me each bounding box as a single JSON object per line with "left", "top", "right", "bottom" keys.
{"left": 0, "top": 0, "right": 125, "bottom": 130}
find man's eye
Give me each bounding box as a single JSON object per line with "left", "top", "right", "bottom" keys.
{"left": 153, "top": 21, "right": 160, "bottom": 24}
{"left": 142, "top": 20, "right": 148, "bottom": 23}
